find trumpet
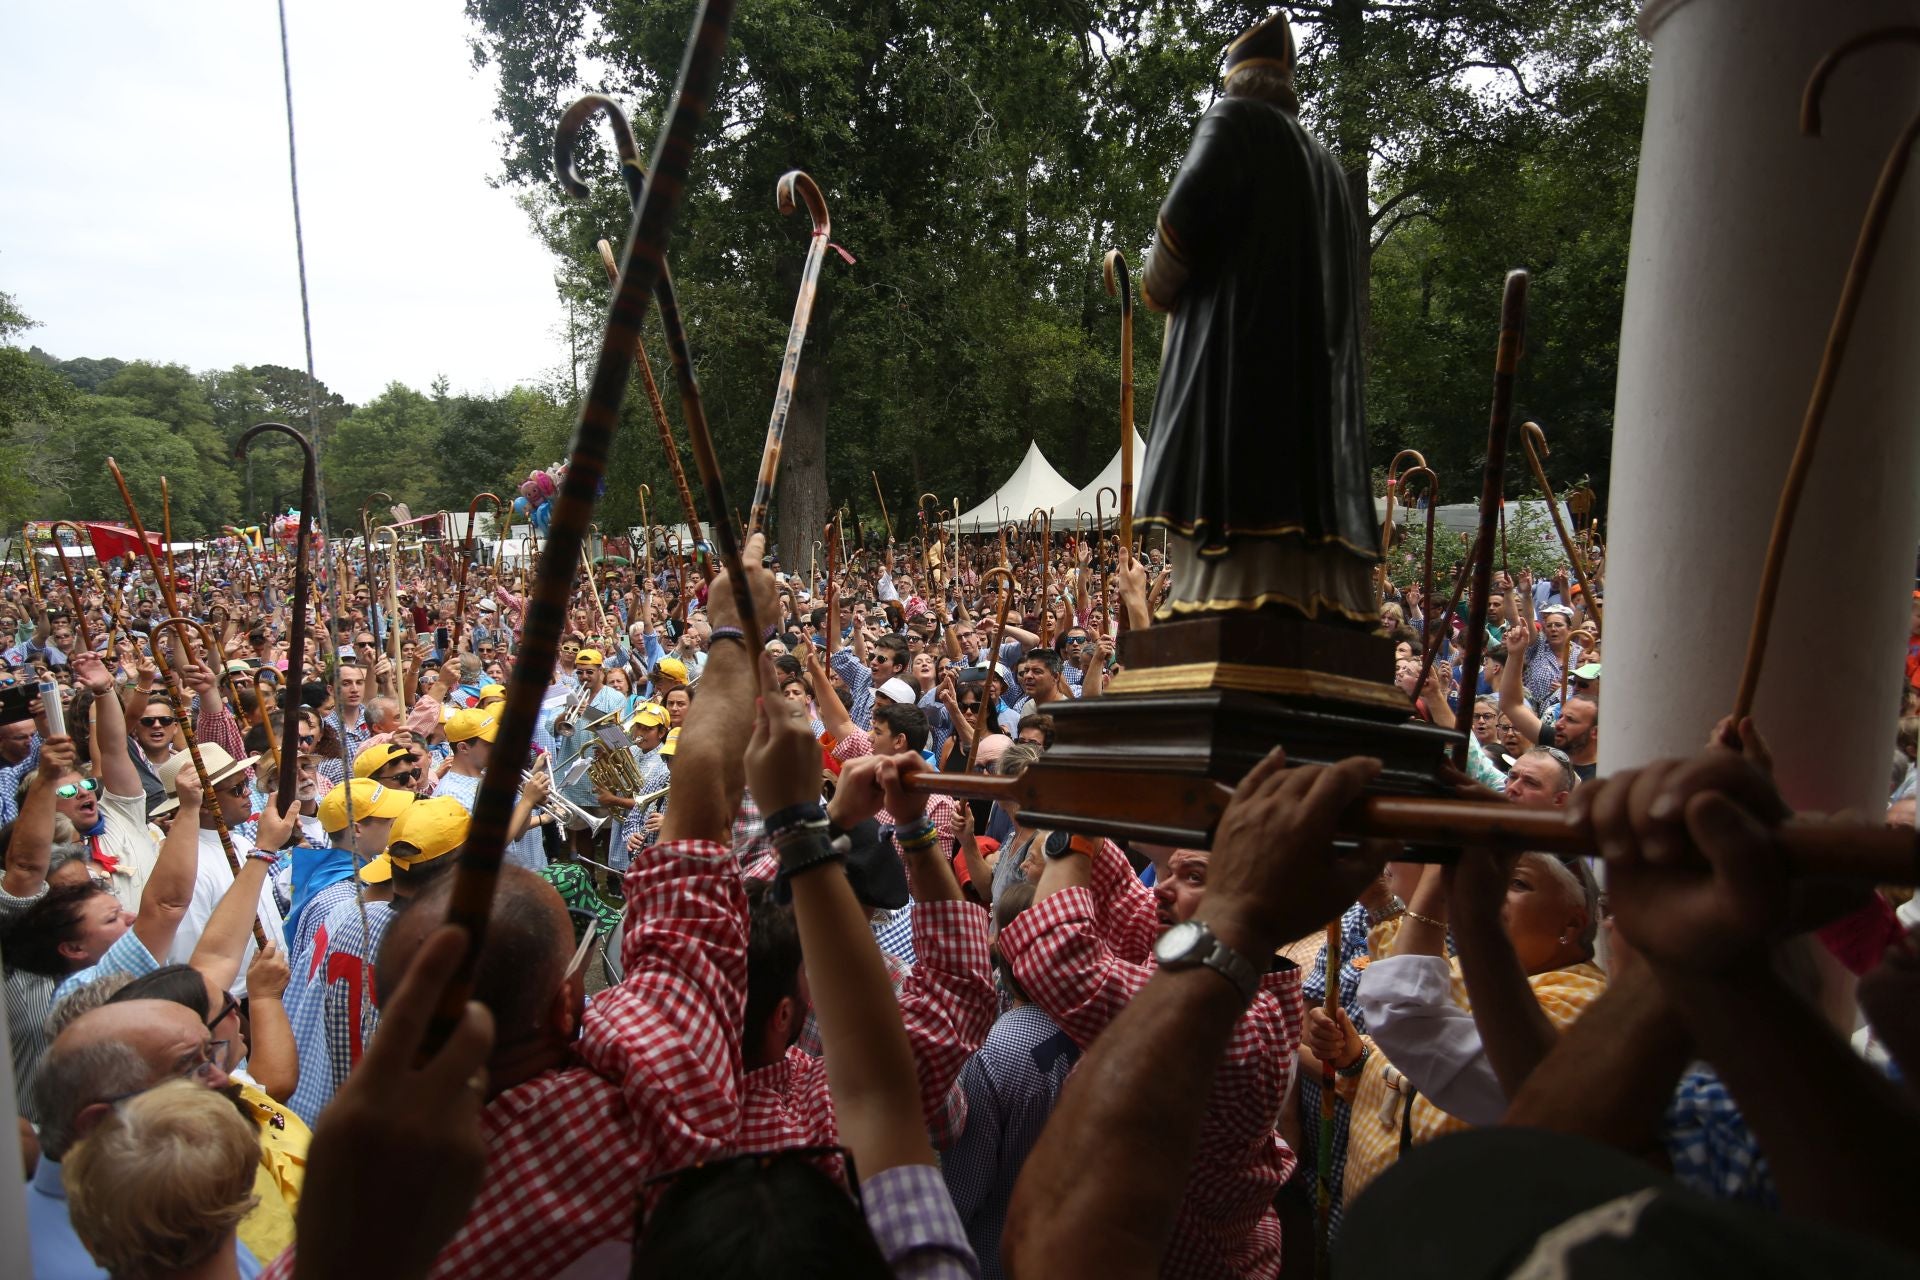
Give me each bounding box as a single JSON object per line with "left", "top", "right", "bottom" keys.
{"left": 523, "top": 759, "right": 608, "bottom": 836}
{"left": 551, "top": 682, "right": 594, "bottom": 735}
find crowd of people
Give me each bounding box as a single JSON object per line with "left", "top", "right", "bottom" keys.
{"left": 0, "top": 516, "right": 1915, "bottom": 1280}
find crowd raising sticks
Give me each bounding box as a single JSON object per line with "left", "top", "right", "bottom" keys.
{"left": 8, "top": 9, "right": 1920, "bottom": 1280}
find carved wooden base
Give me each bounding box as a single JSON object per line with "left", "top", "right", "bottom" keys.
{"left": 1012, "top": 611, "right": 1456, "bottom": 846}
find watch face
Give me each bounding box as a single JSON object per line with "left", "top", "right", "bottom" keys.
{"left": 1154, "top": 920, "right": 1205, "bottom": 965}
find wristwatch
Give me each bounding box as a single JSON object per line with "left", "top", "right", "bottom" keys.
{"left": 1152, "top": 920, "right": 1261, "bottom": 1005}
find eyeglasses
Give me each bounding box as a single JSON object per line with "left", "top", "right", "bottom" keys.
{"left": 55, "top": 778, "right": 100, "bottom": 799}
{"left": 206, "top": 992, "right": 239, "bottom": 1030}
{"left": 222, "top": 778, "right": 251, "bottom": 798}
{"left": 139, "top": 715, "right": 177, "bottom": 728}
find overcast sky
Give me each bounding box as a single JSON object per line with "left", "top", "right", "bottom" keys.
{"left": 0, "top": 0, "right": 567, "bottom": 404}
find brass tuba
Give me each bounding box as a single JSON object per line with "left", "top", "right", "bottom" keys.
{"left": 584, "top": 736, "right": 647, "bottom": 798}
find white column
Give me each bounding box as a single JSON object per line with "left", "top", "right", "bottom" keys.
{"left": 1601, "top": 0, "right": 1920, "bottom": 815}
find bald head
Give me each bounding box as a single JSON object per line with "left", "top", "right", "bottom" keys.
{"left": 378, "top": 866, "right": 574, "bottom": 1050}
{"left": 36, "top": 1000, "right": 218, "bottom": 1159}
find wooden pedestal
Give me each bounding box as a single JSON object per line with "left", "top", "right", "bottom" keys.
{"left": 1013, "top": 612, "right": 1459, "bottom": 847}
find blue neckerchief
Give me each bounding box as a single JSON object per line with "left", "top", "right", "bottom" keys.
{"left": 286, "top": 845, "right": 358, "bottom": 942}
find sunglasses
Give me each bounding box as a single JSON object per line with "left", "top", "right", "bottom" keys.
{"left": 55, "top": 779, "right": 100, "bottom": 799}
{"left": 222, "top": 778, "right": 251, "bottom": 798}
{"left": 139, "top": 715, "right": 177, "bottom": 728}
{"left": 381, "top": 766, "right": 423, "bottom": 786}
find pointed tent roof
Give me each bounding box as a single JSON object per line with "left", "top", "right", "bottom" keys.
{"left": 1050, "top": 431, "right": 1150, "bottom": 529}
{"left": 954, "top": 441, "right": 1078, "bottom": 533}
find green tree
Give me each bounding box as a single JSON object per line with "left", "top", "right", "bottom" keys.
{"left": 54, "top": 397, "right": 209, "bottom": 531}
{"left": 469, "top": 0, "right": 1642, "bottom": 562}
{"left": 322, "top": 383, "right": 441, "bottom": 524}
{"left": 203, "top": 364, "right": 353, "bottom": 517}
{"left": 0, "top": 295, "right": 76, "bottom": 524}
{"left": 95, "top": 363, "right": 240, "bottom": 535}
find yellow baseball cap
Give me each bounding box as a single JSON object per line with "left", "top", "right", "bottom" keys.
{"left": 384, "top": 796, "right": 471, "bottom": 870}
{"left": 353, "top": 741, "right": 411, "bottom": 779}
{"left": 630, "top": 702, "right": 670, "bottom": 730}
{"left": 661, "top": 726, "right": 681, "bottom": 757}
{"left": 444, "top": 708, "right": 499, "bottom": 744}
{"left": 575, "top": 649, "right": 604, "bottom": 668}
{"left": 653, "top": 656, "right": 688, "bottom": 685}
{"left": 319, "top": 778, "right": 415, "bottom": 833}
{"left": 479, "top": 683, "right": 506, "bottom": 698}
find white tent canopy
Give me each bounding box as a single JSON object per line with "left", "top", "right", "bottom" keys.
{"left": 953, "top": 441, "right": 1078, "bottom": 533}
{"left": 1049, "top": 431, "right": 1150, "bottom": 529}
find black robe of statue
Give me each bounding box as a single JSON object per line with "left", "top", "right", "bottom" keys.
{"left": 1138, "top": 95, "right": 1376, "bottom": 566}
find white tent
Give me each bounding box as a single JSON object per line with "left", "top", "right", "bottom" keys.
{"left": 954, "top": 441, "right": 1078, "bottom": 533}
{"left": 1049, "top": 431, "right": 1150, "bottom": 529}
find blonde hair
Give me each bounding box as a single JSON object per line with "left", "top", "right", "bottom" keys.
{"left": 64, "top": 1080, "right": 259, "bottom": 1279}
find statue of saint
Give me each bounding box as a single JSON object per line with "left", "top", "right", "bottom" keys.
{"left": 1137, "top": 12, "right": 1378, "bottom": 627}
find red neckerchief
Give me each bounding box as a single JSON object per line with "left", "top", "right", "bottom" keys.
{"left": 88, "top": 835, "right": 118, "bottom": 875}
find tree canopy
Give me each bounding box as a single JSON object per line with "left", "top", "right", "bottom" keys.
{"left": 0, "top": 2, "right": 1646, "bottom": 546}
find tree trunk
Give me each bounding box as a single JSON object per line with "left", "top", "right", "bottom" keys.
{"left": 775, "top": 289, "right": 833, "bottom": 587}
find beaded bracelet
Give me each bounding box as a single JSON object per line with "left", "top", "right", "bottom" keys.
{"left": 709, "top": 626, "right": 748, "bottom": 649}
{"left": 246, "top": 847, "right": 282, "bottom": 869}
{"left": 895, "top": 818, "right": 938, "bottom": 852}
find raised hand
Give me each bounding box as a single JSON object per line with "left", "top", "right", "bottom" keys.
{"left": 1202, "top": 747, "right": 1386, "bottom": 954}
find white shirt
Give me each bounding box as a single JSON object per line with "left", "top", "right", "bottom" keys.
{"left": 1356, "top": 953, "right": 1508, "bottom": 1127}
{"left": 168, "top": 828, "right": 289, "bottom": 997}
{"left": 97, "top": 787, "right": 160, "bottom": 914}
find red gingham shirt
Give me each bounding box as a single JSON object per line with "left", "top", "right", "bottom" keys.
{"left": 263, "top": 838, "right": 748, "bottom": 1280}
{"left": 999, "top": 842, "right": 1305, "bottom": 1280}
{"left": 741, "top": 897, "right": 995, "bottom": 1152}
{"left": 829, "top": 727, "right": 960, "bottom": 859}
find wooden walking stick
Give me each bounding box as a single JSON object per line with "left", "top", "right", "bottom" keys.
{"left": 596, "top": 236, "right": 706, "bottom": 546}
{"left": 1453, "top": 270, "right": 1529, "bottom": 770}
{"left": 1393, "top": 465, "right": 1443, "bottom": 698}
{"left": 743, "top": 171, "right": 831, "bottom": 539}
{"left": 232, "top": 426, "right": 320, "bottom": 838}
{"left": 1732, "top": 25, "right": 1920, "bottom": 724}
{"left": 1519, "top": 422, "right": 1603, "bottom": 636}
{"left": 454, "top": 492, "right": 502, "bottom": 657}
{"left": 1377, "top": 449, "right": 1428, "bottom": 594}
{"left": 559, "top": 94, "right": 716, "bottom": 554}
{"left": 965, "top": 567, "right": 1015, "bottom": 773}
{"left": 871, "top": 471, "right": 893, "bottom": 543}
{"left": 1095, "top": 486, "right": 1118, "bottom": 589}
{"left": 152, "top": 616, "right": 267, "bottom": 948}
{"left": 160, "top": 476, "right": 179, "bottom": 594}
{"left": 47, "top": 521, "right": 95, "bottom": 655}
{"left": 427, "top": 11, "right": 740, "bottom": 1044}
{"left": 1103, "top": 249, "right": 1136, "bottom": 560}
{"left": 637, "top": 485, "right": 653, "bottom": 581}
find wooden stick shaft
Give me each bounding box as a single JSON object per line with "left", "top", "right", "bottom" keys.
{"left": 746, "top": 170, "right": 830, "bottom": 540}
{"left": 1453, "top": 272, "right": 1528, "bottom": 770}
{"left": 432, "top": 1, "right": 739, "bottom": 1047}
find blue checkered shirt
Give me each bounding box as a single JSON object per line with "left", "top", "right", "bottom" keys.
{"left": 1663, "top": 1064, "right": 1776, "bottom": 1207}
{"left": 941, "top": 1003, "right": 1079, "bottom": 1279}
{"left": 287, "top": 897, "right": 393, "bottom": 1125}
{"left": 831, "top": 647, "right": 874, "bottom": 730}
